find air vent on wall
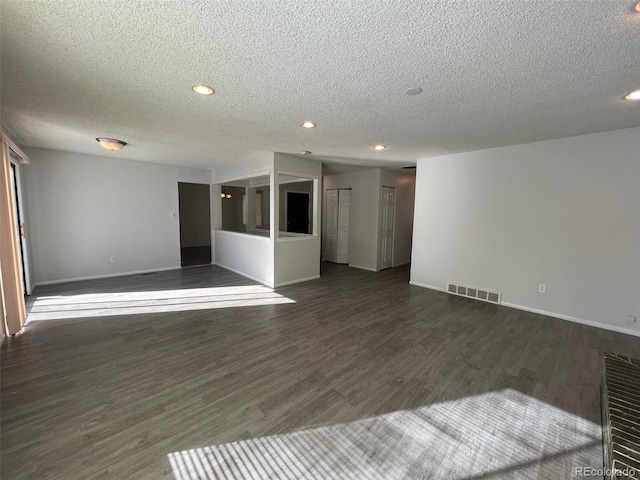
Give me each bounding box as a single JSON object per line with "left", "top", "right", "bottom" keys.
{"left": 447, "top": 282, "right": 501, "bottom": 305}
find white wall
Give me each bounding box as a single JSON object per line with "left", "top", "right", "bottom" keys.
{"left": 380, "top": 169, "right": 415, "bottom": 268}
{"left": 212, "top": 155, "right": 274, "bottom": 285}
{"left": 214, "top": 231, "right": 273, "bottom": 286}
{"left": 23, "top": 148, "right": 211, "bottom": 284}
{"left": 411, "top": 127, "right": 640, "bottom": 336}
{"left": 273, "top": 153, "right": 322, "bottom": 286}
{"left": 323, "top": 168, "right": 381, "bottom": 271}
{"left": 323, "top": 168, "right": 416, "bottom": 272}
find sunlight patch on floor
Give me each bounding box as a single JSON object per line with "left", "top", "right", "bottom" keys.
{"left": 168, "top": 389, "right": 600, "bottom": 480}
{"left": 27, "top": 285, "right": 295, "bottom": 321}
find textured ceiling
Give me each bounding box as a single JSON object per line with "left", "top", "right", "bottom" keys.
{"left": 1, "top": 0, "right": 639, "bottom": 169}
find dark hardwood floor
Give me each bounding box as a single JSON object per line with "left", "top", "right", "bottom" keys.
{"left": 180, "top": 246, "right": 212, "bottom": 267}
{"left": 2, "top": 263, "right": 639, "bottom": 479}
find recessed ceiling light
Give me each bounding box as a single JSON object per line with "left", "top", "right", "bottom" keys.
{"left": 373, "top": 144, "right": 387, "bottom": 151}
{"left": 624, "top": 89, "right": 640, "bottom": 100}
{"left": 301, "top": 151, "right": 312, "bottom": 155}
{"left": 406, "top": 87, "right": 423, "bottom": 95}
{"left": 301, "top": 121, "right": 316, "bottom": 129}
{"left": 96, "top": 138, "right": 127, "bottom": 151}
{"left": 192, "top": 84, "right": 214, "bottom": 95}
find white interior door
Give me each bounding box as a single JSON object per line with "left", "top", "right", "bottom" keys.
{"left": 325, "top": 189, "right": 338, "bottom": 263}
{"left": 325, "top": 189, "right": 350, "bottom": 264}
{"left": 379, "top": 186, "right": 395, "bottom": 270}
{"left": 336, "top": 190, "right": 350, "bottom": 264}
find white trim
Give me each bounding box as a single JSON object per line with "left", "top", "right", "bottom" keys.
{"left": 392, "top": 261, "right": 411, "bottom": 268}
{"left": 276, "top": 170, "right": 320, "bottom": 181}
{"left": 409, "top": 280, "right": 448, "bottom": 292}
{"left": 379, "top": 185, "right": 396, "bottom": 271}
{"left": 284, "top": 189, "right": 312, "bottom": 235}
{"left": 9, "top": 159, "right": 32, "bottom": 295}
{"left": 34, "top": 266, "right": 182, "bottom": 286}
{"left": 500, "top": 302, "right": 640, "bottom": 338}
{"left": 408, "top": 281, "right": 640, "bottom": 338}
{"left": 349, "top": 264, "right": 378, "bottom": 272}
{"left": 274, "top": 275, "right": 320, "bottom": 288}
{"left": 213, "top": 262, "right": 273, "bottom": 288}
{"left": 277, "top": 235, "right": 318, "bottom": 242}
{"left": 214, "top": 229, "right": 271, "bottom": 241}
{"left": 214, "top": 170, "right": 272, "bottom": 185}
{"left": 1, "top": 131, "right": 30, "bottom": 164}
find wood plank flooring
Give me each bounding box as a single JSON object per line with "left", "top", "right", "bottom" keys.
{"left": 2, "top": 264, "right": 639, "bottom": 479}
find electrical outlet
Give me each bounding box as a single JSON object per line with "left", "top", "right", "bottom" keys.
{"left": 538, "top": 283, "right": 546, "bottom": 293}
{"left": 109, "top": 256, "right": 116, "bottom": 263}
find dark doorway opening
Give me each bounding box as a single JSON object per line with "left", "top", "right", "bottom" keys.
{"left": 286, "top": 191, "right": 310, "bottom": 234}
{"left": 178, "top": 182, "right": 212, "bottom": 267}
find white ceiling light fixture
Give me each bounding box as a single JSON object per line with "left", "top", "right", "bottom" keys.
{"left": 96, "top": 137, "right": 127, "bottom": 151}
{"left": 624, "top": 89, "right": 640, "bottom": 100}
{"left": 406, "top": 86, "right": 423, "bottom": 95}
{"left": 301, "top": 121, "right": 316, "bottom": 129}
{"left": 301, "top": 150, "right": 312, "bottom": 155}
{"left": 373, "top": 144, "right": 387, "bottom": 151}
{"left": 192, "top": 84, "right": 214, "bottom": 95}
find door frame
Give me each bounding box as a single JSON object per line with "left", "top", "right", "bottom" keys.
{"left": 9, "top": 156, "right": 32, "bottom": 295}
{"left": 379, "top": 185, "right": 396, "bottom": 270}
{"left": 177, "top": 181, "right": 213, "bottom": 267}
{"left": 324, "top": 188, "right": 351, "bottom": 264}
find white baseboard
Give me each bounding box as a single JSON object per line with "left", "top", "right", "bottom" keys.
{"left": 409, "top": 280, "right": 448, "bottom": 292}
{"left": 214, "top": 263, "right": 273, "bottom": 288}
{"left": 275, "top": 275, "right": 320, "bottom": 288}
{"left": 349, "top": 264, "right": 378, "bottom": 272}
{"left": 409, "top": 281, "right": 640, "bottom": 338}
{"left": 392, "top": 261, "right": 411, "bottom": 268}
{"left": 501, "top": 302, "right": 640, "bottom": 338}
{"left": 34, "top": 266, "right": 182, "bottom": 287}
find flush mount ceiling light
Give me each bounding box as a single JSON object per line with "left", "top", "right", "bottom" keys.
{"left": 301, "top": 150, "right": 312, "bottom": 155}
{"left": 192, "top": 84, "right": 214, "bottom": 95}
{"left": 406, "top": 86, "right": 423, "bottom": 95}
{"left": 624, "top": 89, "right": 640, "bottom": 100}
{"left": 301, "top": 121, "right": 316, "bottom": 129}
{"left": 635, "top": 1, "right": 640, "bottom": 12}
{"left": 373, "top": 144, "right": 387, "bottom": 151}
{"left": 95, "top": 137, "right": 127, "bottom": 151}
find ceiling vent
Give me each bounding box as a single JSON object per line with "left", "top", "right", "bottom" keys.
{"left": 447, "top": 282, "right": 501, "bottom": 305}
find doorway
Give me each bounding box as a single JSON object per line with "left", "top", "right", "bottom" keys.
{"left": 379, "top": 186, "right": 396, "bottom": 270}
{"left": 10, "top": 160, "right": 29, "bottom": 295}
{"left": 178, "top": 182, "right": 212, "bottom": 267}
{"left": 325, "top": 189, "right": 351, "bottom": 264}
{"left": 285, "top": 191, "right": 310, "bottom": 234}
